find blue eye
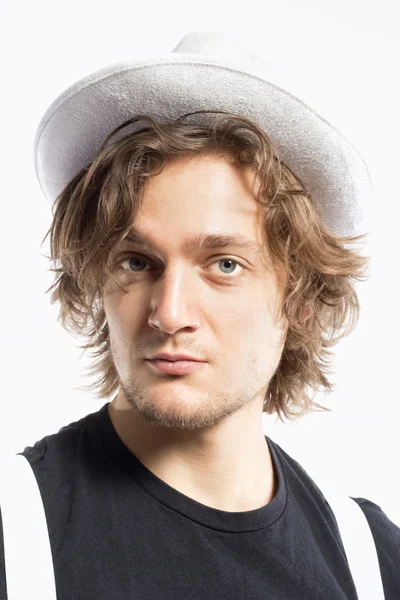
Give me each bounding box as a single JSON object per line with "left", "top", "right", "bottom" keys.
{"left": 216, "top": 259, "right": 239, "bottom": 275}
{"left": 118, "top": 255, "right": 245, "bottom": 279}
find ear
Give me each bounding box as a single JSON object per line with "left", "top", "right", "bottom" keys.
{"left": 302, "top": 305, "right": 313, "bottom": 321}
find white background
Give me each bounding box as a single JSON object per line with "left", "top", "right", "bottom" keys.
{"left": 0, "top": 1, "right": 399, "bottom": 525}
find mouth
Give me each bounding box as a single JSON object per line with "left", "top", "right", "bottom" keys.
{"left": 146, "top": 359, "right": 207, "bottom": 375}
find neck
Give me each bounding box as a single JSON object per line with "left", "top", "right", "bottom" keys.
{"left": 107, "top": 400, "right": 277, "bottom": 512}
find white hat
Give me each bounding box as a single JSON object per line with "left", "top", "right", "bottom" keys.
{"left": 34, "top": 31, "right": 375, "bottom": 238}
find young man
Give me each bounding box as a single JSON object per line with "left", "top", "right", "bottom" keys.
{"left": 1, "top": 32, "right": 398, "bottom": 599}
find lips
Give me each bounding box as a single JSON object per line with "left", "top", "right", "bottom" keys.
{"left": 147, "top": 359, "right": 206, "bottom": 375}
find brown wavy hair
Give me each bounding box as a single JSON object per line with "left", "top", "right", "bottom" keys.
{"left": 41, "top": 110, "right": 371, "bottom": 423}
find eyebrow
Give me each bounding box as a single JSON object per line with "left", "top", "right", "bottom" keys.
{"left": 121, "top": 229, "right": 265, "bottom": 255}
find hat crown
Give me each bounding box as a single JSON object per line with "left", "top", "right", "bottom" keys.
{"left": 173, "top": 32, "right": 253, "bottom": 60}
{"left": 171, "top": 32, "right": 282, "bottom": 81}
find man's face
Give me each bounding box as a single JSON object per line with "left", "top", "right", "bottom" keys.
{"left": 102, "top": 153, "right": 288, "bottom": 431}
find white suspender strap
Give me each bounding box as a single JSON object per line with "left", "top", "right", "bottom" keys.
{"left": 318, "top": 482, "right": 385, "bottom": 600}
{"left": 0, "top": 454, "right": 57, "bottom": 600}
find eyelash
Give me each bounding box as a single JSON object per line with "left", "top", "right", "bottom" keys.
{"left": 116, "top": 253, "right": 246, "bottom": 280}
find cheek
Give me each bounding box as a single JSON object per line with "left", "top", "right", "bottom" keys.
{"left": 104, "top": 296, "right": 136, "bottom": 341}
{"left": 251, "top": 306, "right": 287, "bottom": 352}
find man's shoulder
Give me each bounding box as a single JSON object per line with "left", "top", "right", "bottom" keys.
{"left": 351, "top": 496, "right": 400, "bottom": 545}
{"left": 351, "top": 496, "right": 400, "bottom": 587}
{"left": 5, "top": 406, "right": 102, "bottom": 472}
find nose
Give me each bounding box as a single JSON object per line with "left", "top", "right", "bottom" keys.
{"left": 147, "top": 266, "right": 202, "bottom": 335}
